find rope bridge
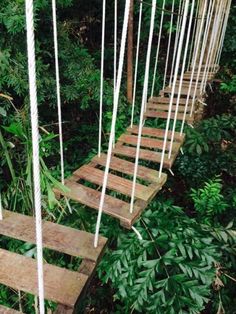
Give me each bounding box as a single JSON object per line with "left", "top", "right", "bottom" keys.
{"left": 0, "top": 0, "right": 231, "bottom": 313}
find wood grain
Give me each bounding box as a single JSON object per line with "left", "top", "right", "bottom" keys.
{"left": 73, "top": 164, "right": 156, "bottom": 202}
{"left": 0, "top": 249, "right": 88, "bottom": 307}
{"left": 92, "top": 153, "right": 166, "bottom": 184}
{"left": 0, "top": 210, "right": 106, "bottom": 262}
{"left": 127, "top": 125, "right": 185, "bottom": 143}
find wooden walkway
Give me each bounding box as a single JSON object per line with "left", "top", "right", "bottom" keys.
{"left": 0, "top": 210, "right": 107, "bottom": 313}
{"left": 55, "top": 69, "right": 212, "bottom": 228}
{"left": 0, "top": 69, "right": 214, "bottom": 313}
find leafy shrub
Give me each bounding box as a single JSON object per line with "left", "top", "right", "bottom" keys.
{"left": 99, "top": 200, "right": 218, "bottom": 314}
{"left": 191, "top": 179, "right": 228, "bottom": 225}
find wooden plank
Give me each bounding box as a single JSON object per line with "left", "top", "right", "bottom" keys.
{"left": 160, "top": 86, "right": 201, "bottom": 97}
{"left": 73, "top": 165, "right": 156, "bottom": 202}
{"left": 127, "top": 126, "right": 185, "bottom": 142}
{"left": 113, "top": 144, "right": 174, "bottom": 168}
{"left": 149, "top": 96, "right": 188, "bottom": 105}
{"left": 144, "top": 110, "right": 194, "bottom": 123}
{"left": 146, "top": 102, "right": 189, "bottom": 113}
{"left": 92, "top": 153, "right": 167, "bottom": 184}
{"left": 0, "top": 249, "right": 88, "bottom": 307}
{"left": 118, "top": 134, "right": 179, "bottom": 152}
{"left": 57, "top": 179, "right": 145, "bottom": 228}
{"left": 0, "top": 210, "right": 106, "bottom": 262}
{"left": 0, "top": 306, "right": 22, "bottom": 314}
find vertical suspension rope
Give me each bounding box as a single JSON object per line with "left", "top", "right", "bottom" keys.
{"left": 151, "top": 0, "right": 166, "bottom": 97}
{"left": 130, "top": 0, "right": 157, "bottom": 214}
{"left": 98, "top": 0, "right": 106, "bottom": 157}
{"left": 159, "top": 0, "right": 189, "bottom": 177}
{"left": 94, "top": 0, "right": 131, "bottom": 248}
{"left": 131, "top": 0, "right": 143, "bottom": 128}
{"left": 168, "top": 0, "right": 195, "bottom": 159}
{"left": 180, "top": 0, "right": 208, "bottom": 135}
{"left": 213, "top": 0, "right": 230, "bottom": 71}
{"left": 187, "top": 0, "right": 200, "bottom": 70}
{"left": 204, "top": 0, "right": 224, "bottom": 81}
{"left": 25, "top": 0, "right": 45, "bottom": 312}
{"left": 169, "top": 0, "right": 184, "bottom": 86}
{"left": 215, "top": 0, "right": 232, "bottom": 69}
{"left": 163, "top": 0, "right": 175, "bottom": 89}
{"left": 52, "top": 0, "right": 64, "bottom": 184}
{"left": 200, "top": 0, "right": 221, "bottom": 92}
{"left": 190, "top": 0, "right": 215, "bottom": 117}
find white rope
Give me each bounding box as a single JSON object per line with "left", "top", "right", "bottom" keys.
{"left": 180, "top": 0, "right": 208, "bottom": 136}
{"left": 200, "top": 0, "right": 222, "bottom": 93}
{"left": 215, "top": 0, "right": 232, "bottom": 69}
{"left": 169, "top": 0, "right": 184, "bottom": 86}
{"left": 130, "top": 0, "right": 143, "bottom": 128}
{"left": 204, "top": 0, "right": 224, "bottom": 82}
{"left": 214, "top": 1, "right": 229, "bottom": 69}
{"left": 190, "top": 0, "right": 203, "bottom": 69}
{"left": 168, "top": 0, "right": 195, "bottom": 159}
{"left": 163, "top": 0, "right": 175, "bottom": 89}
{"left": 130, "top": 0, "right": 157, "bottom": 214}
{"left": 98, "top": 0, "right": 106, "bottom": 157}
{"left": 190, "top": 0, "right": 215, "bottom": 117}
{"left": 211, "top": 1, "right": 227, "bottom": 72}
{"left": 187, "top": 0, "right": 200, "bottom": 70}
{"left": 0, "top": 193, "right": 2, "bottom": 220}
{"left": 151, "top": 0, "right": 166, "bottom": 97}
{"left": 94, "top": 0, "right": 131, "bottom": 248}
{"left": 132, "top": 226, "right": 143, "bottom": 240}
{"left": 159, "top": 0, "right": 189, "bottom": 177}
{"left": 52, "top": 0, "right": 64, "bottom": 185}
{"left": 25, "top": 0, "right": 45, "bottom": 312}
{"left": 214, "top": 0, "right": 231, "bottom": 71}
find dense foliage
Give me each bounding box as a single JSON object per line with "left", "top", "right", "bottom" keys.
{"left": 0, "top": 1, "right": 236, "bottom": 313}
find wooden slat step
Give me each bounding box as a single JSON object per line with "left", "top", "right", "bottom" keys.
{"left": 113, "top": 144, "right": 175, "bottom": 168}
{"left": 92, "top": 153, "right": 167, "bottom": 185}
{"left": 160, "top": 86, "right": 201, "bottom": 97}
{"left": 144, "top": 110, "right": 194, "bottom": 123}
{"left": 57, "top": 179, "right": 145, "bottom": 228}
{"left": 0, "top": 249, "right": 88, "bottom": 307}
{"left": 118, "top": 134, "right": 179, "bottom": 152}
{"left": 0, "top": 306, "right": 22, "bottom": 314}
{"left": 149, "top": 96, "right": 188, "bottom": 105}
{"left": 0, "top": 210, "right": 106, "bottom": 262}
{"left": 146, "top": 102, "right": 190, "bottom": 113}
{"left": 127, "top": 125, "right": 185, "bottom": 143}
{"left": 73, "top": 165, "right": 156, "bottom": 202}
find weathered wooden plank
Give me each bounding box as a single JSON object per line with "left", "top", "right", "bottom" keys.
{"left": 0, "top": 249, "right": 88, "bottom": 307}
{"left": 0, "top": 210, "right": 106, "bottom": 262}
{"left": 127, "top": 126, "right": 185, "bottom": 143}
{"left": 118, "top": 134, "right": 179, "bottom": 152}
{"left": 73, "top": 165, "right": 156, "bottom": 202}
{"left": 160, "top": 86, "right": 201, "bottom": 97}
{"left": 92, "top": 153, "right": 167, "bottom": 184}
{"left": 113, "top": 144, "right": 174, "bottom": 168}
{"left": 57, "top": 179, "right": 145, "bottom": 228}
{"left": 144, "top": 110, "right": 194, "bottom": 123}
{"left": 0, "top": 306, "right": 22, "bottom": 314}
{"left": 146, "top": 102, "right": 189, "bottom": 113}
{"left": 55, "top": 259, "right": 97, "bottom": 314}
{"left": 149, "top": 96, "right": 188, "bottom": 105}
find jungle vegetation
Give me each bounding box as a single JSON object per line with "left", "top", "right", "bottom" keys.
{"left": 0, "top": 1, "right": 236, "bottom": 313}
